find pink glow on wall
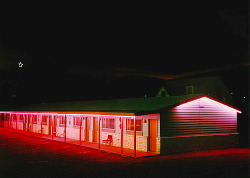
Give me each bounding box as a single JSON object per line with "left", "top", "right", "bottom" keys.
{"left": 176, "top": 96, "right": 242, "bottom": 114}
{"left": 159, "top": 96, "right": 241, "bottom": 137}
{"left": 0, "top": 111, "right": 134, "bottom": 118}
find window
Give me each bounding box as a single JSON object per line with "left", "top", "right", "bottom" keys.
{"left": 161, "top": 91, "right": 167, "bottom": 97}
{"left": 32, "top": 116, "right": 37, "bottom": 124}
{"left": 42, "top": 117, "right": 47, "bottom": 125}
{"left": 74, "top": 117, "right": 80, "bottom": 126}
{"left": 13, "top": 115, "right": 16, "bottom": 122}
{"left": 157, "top": 87, "right": 169, "bottom": 97}
{"left": 19, "top": 115, "right": 23, "bottom": 121}
{"left": 102, "top": 118, "right": 115, "bottom": 129}
{"left": 59, "top": 116, "right": 65, "bottom": 126}
{"left": 6, "top": 115, "right": 9, "bottom": 121}
{"left": 186, "top": 86, "right": 194, "bottom": 95}
{"left": 68, "top": 117, "right": 72, "bottom": 126}
{"left": 126, "top": 118, "right": 142, "bottom": 132}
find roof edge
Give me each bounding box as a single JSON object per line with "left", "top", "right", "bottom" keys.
{"left": 175, "top": 94, "right": 242, "bottom": 114}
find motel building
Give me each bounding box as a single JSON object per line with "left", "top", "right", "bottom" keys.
{"left": 0, "top": 94, "right": 241, "bottom": 157}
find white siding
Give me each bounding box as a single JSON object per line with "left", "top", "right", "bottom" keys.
{"left": 160, "top": 97, "right": 238, "bottom": 137}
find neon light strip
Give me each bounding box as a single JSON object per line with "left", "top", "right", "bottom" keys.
{"left": 0, "top": 111, "right": 134, "bottom": 118}
{"left": 177, "top": 96, "right": 242, "bottom": 114}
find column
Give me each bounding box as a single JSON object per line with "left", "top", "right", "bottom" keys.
{"left": 10, "top": 113, "right": 12, "bottom": 129}
{"left": 64, "top": 115, "right": 66, "bottom": 142}
{"left": 51, "top": 114, "right": 54, "bottom": 139}
{"left": 121, "top": 117, "right": 123, "bottom": 154}
{"left": 79, "top": 116, "right": 82, "bottom": 145}
{"left": 98, "top": 115, "right": 100, "bottom": 149}
{"left": 41, "top": 114, "right": 43, "bottom": 136}
{"left": 134, "top": 116, "right": 136, "bottom": 157}
{"left": 16, "top": 114, "right": 18, "bottom": 130}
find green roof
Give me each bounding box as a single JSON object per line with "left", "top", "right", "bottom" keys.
{"left": 15, "top": 94, "right": 202, "bottom": 114}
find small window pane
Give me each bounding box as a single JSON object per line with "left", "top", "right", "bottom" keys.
{"left": 126, "top": 119, "right": 142, "bottom": 131}
{"left": 102, "top": 118, "right": 115, "bottom": 129}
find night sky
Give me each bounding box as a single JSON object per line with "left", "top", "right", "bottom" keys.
{"left": 0, "top": 2, "right": 249, "bottom": 111}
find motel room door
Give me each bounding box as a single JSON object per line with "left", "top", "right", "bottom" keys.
{"left": 86, "top": 117, "right": 90, "bottom": 142}
{"left": 93, "top": 117, "right": 98, "bottom": 143}
{"left": 53, "top": 116, "right": 57, "bottom": 136}
{"left": 149, "top": 119, "right": 157, "bottom": 152}
{"left": 24, "top": 115, "right": 30, "bottom": 131}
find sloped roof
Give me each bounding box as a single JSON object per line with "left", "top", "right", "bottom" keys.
{"left": 13, "top": 94, "right": 203, "bottom": 115}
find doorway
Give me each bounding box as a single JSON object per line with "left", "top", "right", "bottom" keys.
{"left": 86, "top": 117, "right": 90, "bottom": 141}
{"left": 149, "top": 119, "right": 157, "bottom": 152}
{"left": 93, "top": 117, "right": 98, "bottom": 143}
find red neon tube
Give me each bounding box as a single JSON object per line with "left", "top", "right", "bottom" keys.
{"left": 64, "top": 115, "right": 66, "bottom": 142}
{"left": 79, "top": 116, "right": 82, "bottom": 145}
{"left": 134, "top": 116, "right": 136, "bottom": 157}
{"left": 98, "top": 116, "right": 100, "bottom": 149}
{"left": 121, "top": 117, "right": 123, "bottom": 154}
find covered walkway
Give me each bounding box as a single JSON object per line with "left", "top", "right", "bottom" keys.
{"left": 0, "top": 112, "right": 159, "bottom": 158}
{"left": 0, "top": 127, "right": 157, "bottom": 158}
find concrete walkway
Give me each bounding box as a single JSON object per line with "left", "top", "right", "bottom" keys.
{"left": 0, "top": 127, "right": 249, "bottom": 178}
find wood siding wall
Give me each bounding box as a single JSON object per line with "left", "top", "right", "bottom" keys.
{"left": 160, "top": 97, "right": 238, "bottom": 137}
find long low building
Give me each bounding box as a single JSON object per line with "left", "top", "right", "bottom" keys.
{"left": 0, "top": 94, "right": 241, "bottom": 157}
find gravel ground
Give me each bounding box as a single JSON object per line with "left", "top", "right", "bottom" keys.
{"left": 0, "top": 128, "right": 249, "bottom": 178}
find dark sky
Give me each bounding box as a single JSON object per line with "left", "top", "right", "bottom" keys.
{"left": 0, "top": 2, "right": 249, "bottom": 106}
{"left": 1, "top": 2, "right": 248, "bottom": 72}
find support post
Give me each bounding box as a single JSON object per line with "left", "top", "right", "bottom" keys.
{"left": 85, "top": 117, "right": 87, "bottom": 141}
{"left": 16, "top": 114, "right": 18, "bottom": 130}
{"left": 10, "top": 113, "right": 12, "bottom": 129}
{"left": 51, "top": 114, "right": 54, "bottom": 139}
{"left": 64, "top": 115, "right": 66, "bottom": 142}
{"left": 0, "top": 113, "right": 2, "bottom": 127}
{"left": 121, "top": 117, "right": 123, "bottom": 154}
{"left": 30, "top": 115, "right": 32, "bottom": 132}
{"left": 134, "top": 116, "right": 136, "bottom": 157}
{"left": 23, "top": 114, "right": 25, "bottom": 131}
{"left": 79, "top": 116, "right": 82, "bottom": 145}
{"left": 4, "top": 113, "right": 6, "bottom": 127}
{"left": 27, "top": 115, "right": 29, "bottom": 132}
{"left": 98, "top": 115, "right": 100, "bottom": 149}
{"left": 41, "top": 114, "right": 43, "bottom": 136}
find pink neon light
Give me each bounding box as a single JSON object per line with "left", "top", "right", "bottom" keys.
{"left": 177, "top": 96, "right": 242, "bottom": 114}
{"left": 0, "top": 111, "right": 134, "bottom": 118}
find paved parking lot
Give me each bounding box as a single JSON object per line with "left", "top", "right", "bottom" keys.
{"left": 0, "top": 128, "right": 249, "bottom": 178}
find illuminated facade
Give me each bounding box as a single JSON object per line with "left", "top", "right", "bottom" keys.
{"left": 0, "top": 95, "right": 241, "bottom": 157}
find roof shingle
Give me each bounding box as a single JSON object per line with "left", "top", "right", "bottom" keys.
{"left": 15, "top": 94, "right": 202, "bottom": 114}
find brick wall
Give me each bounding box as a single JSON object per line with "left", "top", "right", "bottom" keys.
{"left": 89, "top": 130, "right": 93, "bottom": 142}
{"left": 156, "top": 137, "right": 161, "bottom": 153}
{"left": 65, "top": 128, "right": 85, "bottom": 141}
{"left": 17, "top": 122, "right": 23, "bottom": 130}
{"left": 100, "top": 131, "right": 148, "bottom": 152}
{"left": 41, "top": 125, "right": 49, "bottom": 135}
